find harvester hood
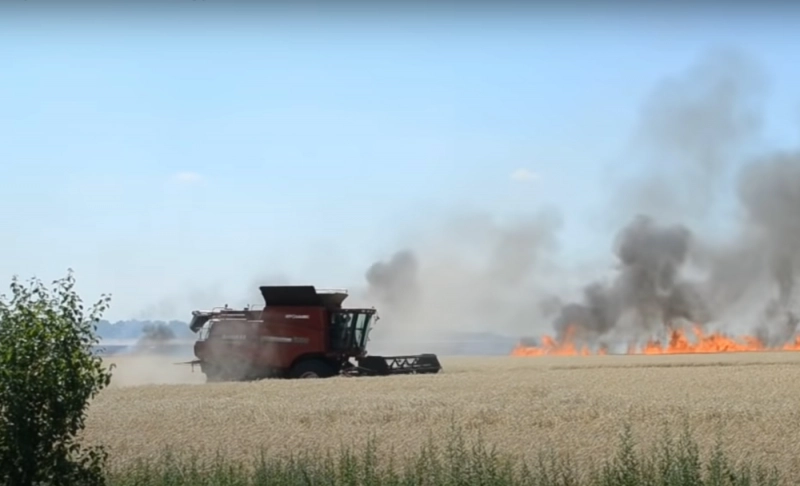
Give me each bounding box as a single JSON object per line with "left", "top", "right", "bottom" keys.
{"left": 259, "top": 285, "right": 348, "bottom": 309}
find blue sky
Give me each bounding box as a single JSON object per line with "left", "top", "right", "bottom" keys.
{"left": 1, "top": 4, "right": 799, "bottom": 320}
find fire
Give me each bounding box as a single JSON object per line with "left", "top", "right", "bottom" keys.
{"left": 511, "top": 325, "right": 800, "bottom": 356}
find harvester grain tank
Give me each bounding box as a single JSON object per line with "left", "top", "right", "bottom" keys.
{"left": 184, "top": 285, "right": 442, "bottom": 382}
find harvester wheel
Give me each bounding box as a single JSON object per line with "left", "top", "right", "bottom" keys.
{"left": 288, "top": 359, "right": 337, "bottom": 379}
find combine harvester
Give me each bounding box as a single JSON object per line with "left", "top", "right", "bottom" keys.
{"left": 181, "top": 285, "right": 442, "bottom": 382}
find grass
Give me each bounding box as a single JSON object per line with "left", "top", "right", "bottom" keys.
{"left": 85, "top": 353, "right": 800, "bottom": 483}
{"left": 106, "top": 421, "right": 784, "bottom": 485}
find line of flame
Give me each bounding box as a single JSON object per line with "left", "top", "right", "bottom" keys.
{"left": 511, "top": 325, "right": 800, "bottom": 356}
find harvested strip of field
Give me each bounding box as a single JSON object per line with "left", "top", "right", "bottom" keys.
{"left": 84, "top": 352, "right": 800, "bottom": 480}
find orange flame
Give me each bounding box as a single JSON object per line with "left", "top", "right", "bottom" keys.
{"left": 512, "top": 325, "right": 800, "bottom": 356}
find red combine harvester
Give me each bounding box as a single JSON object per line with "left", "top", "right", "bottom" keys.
{"left": 184, "top": 285, "right": 442, "bottom": 381}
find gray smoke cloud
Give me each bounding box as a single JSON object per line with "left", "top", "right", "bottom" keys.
{"left": 731, "top": 153, "right": 800, "bottom": 344}
{"left": 610, "top": 48, "right": 765, "bottom": 227}
{"left": 551, "top": 215, "right": 709, "bottom": 344}
{"left": 361, "top": 208, "right": 564, "bottom": 353}
{"left": 614, "top": 215, "right": 692, "bottom": 317}
{"left": 130, "top": 323, "right": 178, "bottom": 356}
{"left": 127, "top": 47, "right": 799, "bottom": 354}
{"left": 362, "top": 48, "right": 800, "bottom": 352}
{"left": 550, "top": 153, "right": 800, "bottom": 348}
{"left": 364, "top": 250, "right": 419, "bottom": 310}
{"left": 547, "top": 49, "right": 800, "bottom": 348}
{"left": 138, "top": 323, "right": 176, "bottom": 344}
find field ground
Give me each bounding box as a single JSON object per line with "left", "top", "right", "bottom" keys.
{"left": 85, "top": 352, "right": 800, "bottom": 480}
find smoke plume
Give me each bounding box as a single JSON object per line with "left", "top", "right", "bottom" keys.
{"left": 731, "top": 153, "right": 800, "bottom": 344}
{"left": 129, "top": 323, "right": 178, "bottom": 356}
{"left": 546, "top": 50, "right": 800, "bottom": 348}
{"left": 610, "top": 48, "right": 765, "bottom": 227}
{"left": 549, "top": 215, "right": 709, "bottom": 345}
{"left": 364, "top": 250, "right": 420, "bottom": 311}
{"left": 360, "top": 48, "right": 800, "bottom": 352}
{"left": 125, "top": 48, "right": 799, "bottom": 356}
{"left": 360, "top": 208, "right": 565, "bottom": 353}
{"left": 138, "top": 323, "right": 176, "bottom": 345}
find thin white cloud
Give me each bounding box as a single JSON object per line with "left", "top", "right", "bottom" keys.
{"left": 171, "top": 171, "right": 203, "bottom": 184}
{"left": 510, "top": 168, "right": 539, "bottom": 183}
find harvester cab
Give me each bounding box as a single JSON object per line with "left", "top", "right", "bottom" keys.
{"left": 183, "top": 285, "right": 442, "bottom": 382}
{"left": 328, "top": 307, "right": 376, "bottom": 357}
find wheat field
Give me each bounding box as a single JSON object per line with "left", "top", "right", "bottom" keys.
{"left": 83, "top": 352, "right": 800, "bottom": 479}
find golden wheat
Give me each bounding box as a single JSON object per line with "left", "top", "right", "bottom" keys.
{"left": 83, "top": 352, "right": 800, "bottom": 477}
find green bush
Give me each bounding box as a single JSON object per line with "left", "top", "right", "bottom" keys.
{"left": 0, "top": 271, "right": 114, "bottom": 486}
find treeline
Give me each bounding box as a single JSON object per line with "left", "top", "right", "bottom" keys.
{"left": 96, "top": 320, "right": 194, "bottom": 341}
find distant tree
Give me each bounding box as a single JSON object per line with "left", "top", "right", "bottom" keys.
{"left": 0, "top": 270, "right": 114, "bottom": 486}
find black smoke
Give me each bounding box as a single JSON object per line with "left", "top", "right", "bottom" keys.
{"left": 552, "top": 215, "right": 709, "bottom": 342}
{"left": 547, "top": 49, "right": 798, "bottom": 347}
{"left": 365, "top": 249, "right": 420, "bottom": 309}
{"left": 357, "top": 49, "right": 800, "bottom": 350}
{"left": 137, "top": 323, "right": 176, "bottom": 345}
